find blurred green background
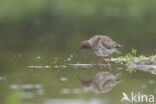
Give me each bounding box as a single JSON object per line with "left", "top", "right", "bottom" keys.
{"left": 0, "top": 0, "right": 156, "bottom": 104}
{"left": 0, "top": 0, "right": 156, "bottom": 53}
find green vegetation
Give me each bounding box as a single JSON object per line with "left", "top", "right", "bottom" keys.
{"left": 116, "top": 48, "right": 156, "bottom": 64}
{"left": 115, "top": 48, "right": 156, "bottom": 73}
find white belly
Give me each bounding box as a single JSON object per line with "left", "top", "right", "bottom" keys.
{"left": 91, "top": 42, "right": 116, "bottom": 57}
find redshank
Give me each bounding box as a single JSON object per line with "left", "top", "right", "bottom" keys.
{"left": 78, "top": 72, "right": 121, "bottom": 94}
{"left": 80, "top": 35, "right": 122, "bottom": 72}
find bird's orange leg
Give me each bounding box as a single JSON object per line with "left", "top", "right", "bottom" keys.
{"left": 108, "top": 55, "right": 112, "bottom": 73}
{"left": 99, "top": 56, "right": 103, "bottom": 72}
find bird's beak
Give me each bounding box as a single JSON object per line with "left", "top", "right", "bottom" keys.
{"left": 75, "top": 47, "right": 81, "bottom": 54}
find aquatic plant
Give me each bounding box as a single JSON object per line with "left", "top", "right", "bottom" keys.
{"left": 116, "top": 48, "right": 156, "bottom": 64}
{"left": 114, "top": 48, "right": 156, "bottom": 74}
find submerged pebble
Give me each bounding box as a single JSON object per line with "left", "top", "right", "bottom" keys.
{"left": 127, "top": 57, "right": 156, "bottom": 74}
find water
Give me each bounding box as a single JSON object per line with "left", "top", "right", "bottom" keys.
{"left": 0, "top": 1, "right": 156, "bottom": 103}
{"left": 0, "top": 35, "right": 155, "bottom": 104}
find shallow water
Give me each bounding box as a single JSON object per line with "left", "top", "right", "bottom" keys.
{"left": 1, "top": 0, "right": 156, "bottom": 103}
{"left": 0, "top": 35, "right": 155, "bottom": 104}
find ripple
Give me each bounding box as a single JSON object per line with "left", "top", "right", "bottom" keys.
{"left": 70, "top": 64, "right": 94, "bottom": 68}
{"left": 44, "top": 98, "right": 106, "bottom": 104}
{"left": 60, "top": 77, "right": 68, "bottom": 81}
{"left": 0, "top": 77, "right": 7, "bottom": 80}
{"left": 28, "top": 65, "right": 51, "bottom": 69}
{"left": 10, "top": 84, "right": 44, "bottom": 99}
{"left": 60, "top": 88, "right": 89, "bottom": 94}
{"left": 10, "top": 84, "right": 42, "bottom": 89}
{"left": 148, "top": 80, "right": 155, "bottom": 84}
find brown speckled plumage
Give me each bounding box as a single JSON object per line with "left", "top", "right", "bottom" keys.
{"left": 79, "top": 72, "right": 121, "bottom": 94}
{"left": 80, "top": 35, "right": 122, "bottom": 57}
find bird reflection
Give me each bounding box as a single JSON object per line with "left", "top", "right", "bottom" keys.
{"left": 78, "top": 71, "right": 121, "bottom": 94}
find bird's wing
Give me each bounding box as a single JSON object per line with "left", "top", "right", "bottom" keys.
{"left": 102, "top": 40, "right": 121, "bottom": 49}
{"left": 102, "top": 41, "right": 117, "bottom": 49}
{"left": 88, "top": 35, "right": 100, "bottom": 46}
{"left": 102, "top": 79, "right": 112, "bottom": 88}
{"left": 100, "top": 35, "right": 113, "bottom": 42}
{"left": 99, "top": 35, "right": 121, "bottom": 49}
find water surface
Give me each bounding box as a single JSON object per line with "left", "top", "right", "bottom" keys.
{"left": 0, "top": 35, "right": 155, "bottom": 104}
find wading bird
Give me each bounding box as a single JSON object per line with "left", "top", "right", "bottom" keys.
{"left": 80, "top": 35, "right": 122, "bottom": 72}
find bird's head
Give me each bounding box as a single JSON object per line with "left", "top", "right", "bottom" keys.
{"left": 75, "top": 41, "right": 91, "bottom": 54}
{"left": 80, "top": 40, "right": 91, "bottom": 50}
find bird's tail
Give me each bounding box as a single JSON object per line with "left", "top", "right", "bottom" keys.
{"left": 116, "top": 43, "right": 123, "bottom": 48}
